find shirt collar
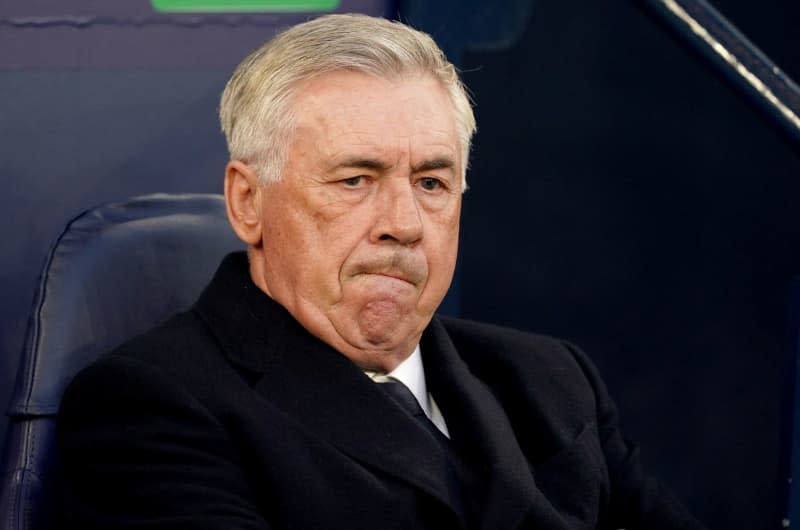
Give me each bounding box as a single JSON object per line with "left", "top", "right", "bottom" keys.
{"left": 364, "top": 345, "right": 430, "bottom": 416}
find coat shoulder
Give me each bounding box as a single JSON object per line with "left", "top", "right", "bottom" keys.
{"left": 436, "top": 316, "right": 592, "bottom": 381}
{"left": 434, "top": 316, "right": 612, "bottom": 459}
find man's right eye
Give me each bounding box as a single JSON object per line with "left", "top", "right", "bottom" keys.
{"left": 342, "top": 176, "right": 365, "bottom": 187}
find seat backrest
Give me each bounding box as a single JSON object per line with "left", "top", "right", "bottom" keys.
{"left": 0, "top": 193, "right": 243, "bottom": 530}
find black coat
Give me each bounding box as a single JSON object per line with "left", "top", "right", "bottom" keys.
{"left": 56, "top": 252, "right": 703, "bottom": 529}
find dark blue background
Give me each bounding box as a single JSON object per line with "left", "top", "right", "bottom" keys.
{"left": 2, "top": 1, "right": 799, "bottom": 528}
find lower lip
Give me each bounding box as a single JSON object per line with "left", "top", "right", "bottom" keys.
{"left": 359, "top": 273, "right": 414, "bottom": 287}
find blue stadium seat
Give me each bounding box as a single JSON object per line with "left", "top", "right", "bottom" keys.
{"left": 0, "top": 194, "right": 242, "bottom": 530}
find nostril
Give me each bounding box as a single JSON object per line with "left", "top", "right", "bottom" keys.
{"left": 379, "top": 233, "right": 394, "bottom": 241}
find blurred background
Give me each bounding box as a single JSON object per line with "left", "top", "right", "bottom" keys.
{"left": 1, "top": 1, "right": 799, "bottom": 528}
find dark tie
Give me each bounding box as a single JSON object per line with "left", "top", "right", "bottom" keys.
{"left": 377, "top": 379, "right": 451, "bottom": 446}
{"left": 377, "top": 379, "right": 475, "bottom": 526}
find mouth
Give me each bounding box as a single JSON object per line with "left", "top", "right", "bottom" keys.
{"left": 347, "top": 252, "right": 427, "bottom": 287}
{"left": 363, "top": 271, "right": 415, "bottom": 285}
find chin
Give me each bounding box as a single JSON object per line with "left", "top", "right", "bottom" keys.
{"left": 358, "top": 324, "right": 404, "bottom": 347}
{"left": 355, "top": 317, "right": 417, "bottom": 348}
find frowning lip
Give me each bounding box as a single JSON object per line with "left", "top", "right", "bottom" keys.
{"left": 347, "top": 252, "right": 427, "bottom": 287}
{"left": 357, "top": 270, "right": 416, "bottom": 285}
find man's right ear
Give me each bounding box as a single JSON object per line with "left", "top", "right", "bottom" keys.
{"left": 224, "top": 160, "right": 263, "bottom": 247}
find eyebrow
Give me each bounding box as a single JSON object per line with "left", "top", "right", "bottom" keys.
{"left": 333, "top": 158, "right": 390, "bottom": 171}
{"left": 412, "top": 157, "right": 456, "bottom": 173}
{"left": 332, "top": 156, "right": 456, "bottom": 173}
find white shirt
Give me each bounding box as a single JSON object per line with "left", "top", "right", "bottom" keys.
{"left": 364, "top": 345, "right": 450, "bottom": 438}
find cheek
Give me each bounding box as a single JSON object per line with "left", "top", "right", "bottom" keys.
{"left": 435, "top": 206, "right": 461, "bottom": 254}
{"left": 262, "top": 206, "right": 328, "bottom": 287}
{"left": 431, "top": 240, "right": 458, "bottom": 287}
{"left": 317, "top": 206, "right": 374, "bottom": 254}
{"left": 424, "top": 218, "right": 460, "bottom": 289}
{"left": 306, "top": 219, "right": 371, "bottom": 298}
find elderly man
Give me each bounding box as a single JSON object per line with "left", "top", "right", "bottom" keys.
{"left": 56, "top": 13, "right": 704, "bottom": 530}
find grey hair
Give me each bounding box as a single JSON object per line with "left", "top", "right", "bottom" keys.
{"left": 219, "top": 13, "right": 476, "bottom": 188}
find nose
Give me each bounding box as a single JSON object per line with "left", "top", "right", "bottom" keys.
{"left": 371, "top": 180, "right": 423, "bottom": 245}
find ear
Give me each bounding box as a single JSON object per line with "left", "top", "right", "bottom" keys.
{"left": 224, "top": 160, "right": 263, "bottom": 247}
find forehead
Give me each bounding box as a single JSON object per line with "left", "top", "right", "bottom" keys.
{"left": 289, "top": 71, "right": 460, "bottom": 165}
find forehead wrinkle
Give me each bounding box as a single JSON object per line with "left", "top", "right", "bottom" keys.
{"left": 326, "top": 136, "right": 405, "bottom": 171}
{"left": 293, "top": 78, "right": 460, "bottom": 177}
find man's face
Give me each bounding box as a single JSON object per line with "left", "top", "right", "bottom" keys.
{"left": 250, "top": 71, "right": 462, "bottom": 371}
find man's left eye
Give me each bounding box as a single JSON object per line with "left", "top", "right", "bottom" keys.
{"left": 419, "top": 177, "right": 442, "bottom": 191}
{"left": 342, "top": 176, "right": 364, "bottom": 187}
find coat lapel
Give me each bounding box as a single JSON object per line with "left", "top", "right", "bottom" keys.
{"left": 252, "top": 317, "right": 467, "bottom": 519}
{"left": 421, "top": 317, "right": 571, "bottom": 530}
{"left": 193, "top": 253, "right": 467, "bottom": 524}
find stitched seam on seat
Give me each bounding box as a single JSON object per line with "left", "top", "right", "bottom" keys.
{"left": 25, "top": 420, "right": 37, "bottom": 472}
{"left": 9, "top": 420, "right": 41, "bottom": 529}
{"left": 26, "top": 422, "right": 43, "bottom": 529}
{"left": 19, "top": 208, "right": 92, "bottom": 413}
{"left": 4, "top": 469, "right": 43, "bottom": 530}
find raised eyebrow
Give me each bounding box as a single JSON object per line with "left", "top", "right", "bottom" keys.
{"left": 413, "top": 157, "right": 456, "bottom": 174}
{"left": 333, "top": 157, "right": 389, "bottom": 171}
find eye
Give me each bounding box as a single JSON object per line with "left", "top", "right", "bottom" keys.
{"left": 342, "top": 175, "right": 366, "bottom": 187}
{"left": 418, "top": 177, "right": 443, "bottom": 191}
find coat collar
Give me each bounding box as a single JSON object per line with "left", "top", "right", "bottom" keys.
{"left": 193, "top": 253, "right": 466, "bottom": 522}
{"left": 193, "top": 252, "right": 568, "bottom": 530}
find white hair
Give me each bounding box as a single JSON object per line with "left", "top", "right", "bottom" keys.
{"left": 219, "top": 13, "right": 476, "bottom": 188}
